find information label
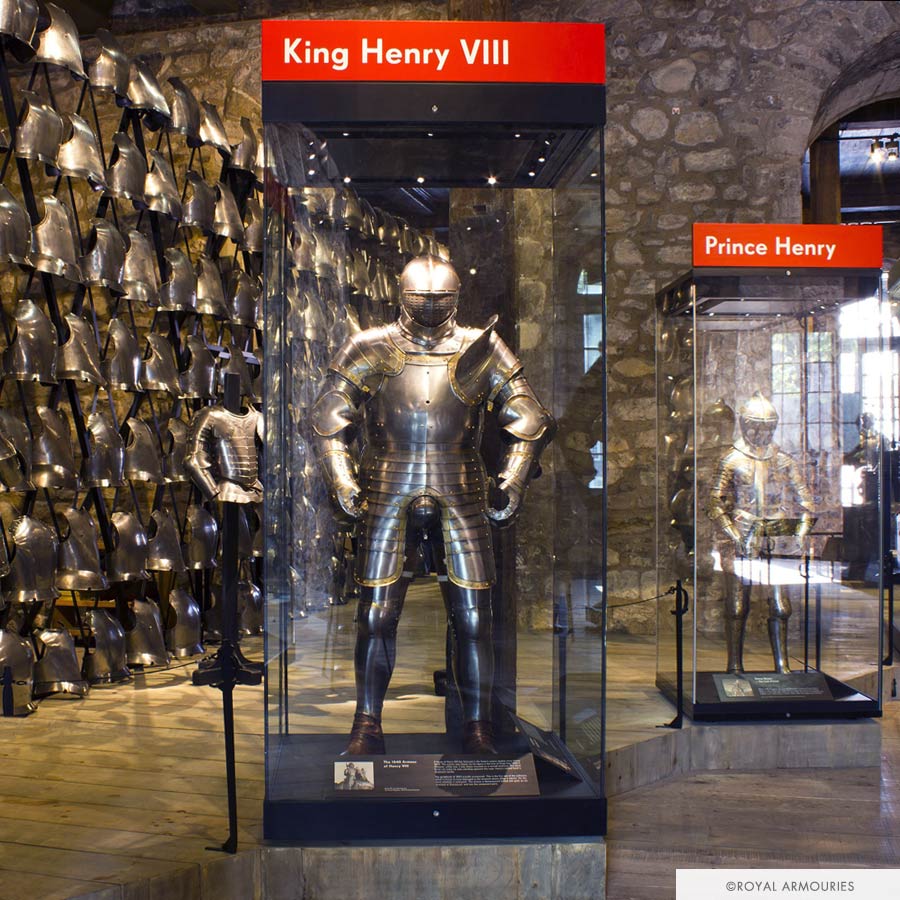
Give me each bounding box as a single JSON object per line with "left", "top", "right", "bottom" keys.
{"left": 712, "top": 672, "right": 834, "bottom": 703}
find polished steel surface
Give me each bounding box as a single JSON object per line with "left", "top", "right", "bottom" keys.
{"left": 217, "top": 342, "right": 254, "bottom": 398}
{"left": 106, "top": 511, "right": 150, "bottom": 582}
{"left": 165, "top": 587, "right": 204, "bottom": 657}
{"left": 125, "top": 599, "right": 169, "bottom": 668}
{"left": 79, "top": 219, "right": 125, "bottom": 293}
{"left": 144, "top": 150, "right": 181, "bottom": 220}
{"left": 238, "top": 577, "right": 263, "bottom": 635}
{"left": 146, "top": 508, "right": 186, "bottom": 573}
{"left": 56, "top": 507, "right": 108, "bottom": 591}
{"left": 162, "top": 417, "right": 188, "bottom": 483}
{"left": 0, "top": 423, "right": 30, "bottom": 491}
{"left": 105, "top": 132, "right": 147, "bottom": 207}
{"left": 179, "top": 334, "right": 217, "bottom": 400}
{"left": 56, "top": 113, "right": 107, "bottom": 191}
{"left": 213, "top": 182, "right": 243, "bottom": 242}
{"left": 140, "top": 333, "right": 181, "bottom": 395}
{"left": 0, "top": 0, "right": 38, "bottom": 50}
{"left": 0, "top": 184, "right": 32, "bottom": 268}
{"left": 230, "top": 117, "right": 257, "bottom": 172}
{"left": 183, "top": 504, "right": 218, "bottom": 569}
{"left": 194, "top": 255, "right": 227, "bottom": 317}
{"left": 2, "top": 515, "right": 59, "bottom": 603}
{"left": 85, "top": 28, "right": 129, "bottom": 97}
{"left": 57, "top": 312, "right": 106, "bottom": 385}
{"left": 181, "top": 171, "right": 214, "bottom": 233}
{"left": 226, "top": 269, "right": 260, "bottom": 327}
{"left": 199, "top": 100, "right": 229, "bottom": 153}
{"left": 33, "top": 627, "right": 89, "bottom": 698}
{"left": 158, "top": 247, "right": 196, "bottom": 312}
{"left": 102, "top": 317, "right": 142, "bottom": 391}
{"left": 3, "top": 298, "right": 58, "bottom": 384}
{"left": 83, "top": 609, "right": 130, "bottom": 684}
{"left": 185, "top": 405, "right": 262, "bottom": 503}
{"left": 166, "top": 77, "right": 201, "bottom": 146}
{"left": 82, "top": 409, "right": 124, "bottom": 488}
{"left": 0, "top": 629, "right": 35, "bottom": 714}
{"left": 241, "top": 197, "right": 263, "bottom": 253}
{"left": 31, "top": 194, "right": 82, "bottom": 282}
{"left": 0, "top": 409, "right": 32, "bottom": 490}
{"left": 32, "top": 406, "right": 77, "bottom": 490}
{"left": 123, "top": 417, "right": 165, "bottom": 484}
{"left": 34, "top": 3, "right": 84, "bottom": 78}
{"left": 15, "top": 91, "right": 62, "bottom": 167}
{"left": 122, "top": 229, "right": 159, "bottom": 305}
{"left": 125, "top": 58, "right": 171, "bottom": 126}
{"left": 289, "top": 218, "right": 316, "bottom": 272}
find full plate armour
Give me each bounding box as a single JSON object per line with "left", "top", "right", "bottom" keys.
{"left": 33, "top": 628, "right": 89, "bottom": 698}
{"left": 57, "top": 507, "right": 108, "bottom": 590}
{"left": 57, "top": 312, "right": 107, "bottom": 385}
{"left": 4, "top": 298, "right": 58, "bottom": 383}
{"left": 82, "top": 409, "right": 125, "bottom": 487}
{"left": 2, "top": 515, "right": 59, "bottom": 603}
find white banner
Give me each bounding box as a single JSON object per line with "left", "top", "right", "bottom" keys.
{"left": 676, "top": 869, "right": 900, "bottom": 900}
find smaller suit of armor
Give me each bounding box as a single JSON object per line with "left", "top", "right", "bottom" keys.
{"left": 708, "top": 392, "right": 814, "bottom": 674}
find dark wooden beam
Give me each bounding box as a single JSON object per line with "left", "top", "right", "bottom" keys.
{"left": 808, "top": 123, "right": 842, "bottom": 224}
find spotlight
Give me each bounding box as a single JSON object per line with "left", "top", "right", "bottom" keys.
{"left": 416, "top": 176, "right": 425, "bottom": 184}
{"left": 870, "top": 139, "right": 886, "bottom": 162}
{"left": 537, "top": 156, "right": 546, "bottom": 163}
{"left": 887, "top": 136, "right": 900, "bottom": 161}
{"left": 343, "top": 176, "right": 351, "bottom": 184}
{"left": 528, "top": 170, "right": 536, "bottom": 177}
{"left": 487, "top": 175, "right": 497, "bottom": 185}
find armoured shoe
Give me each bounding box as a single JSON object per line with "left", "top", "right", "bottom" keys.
{"left": 165, "top": 587, "right": 204, "bottom": 657}
{"left": 140, "top": 333, "right": 181, "bottom": 395}
{"left": 83, "top": 609, "right": 130, "bottom": 684}
{"left": 183, "top": 504, "right": 218, "bottom": 569}
{"left": 57, "top": 507, "right": 108, "bottom": 591}
{"left": 344, "top": 713, "right": 385, "bottom": 755}
{"left": 2, "top": 515, "right": 59, "bottom": 603}
{"left": 181, "top": 172, "right": 215, "bottom": 234}
{"left": 0, "top": 409, "right": 33, "bottom": 490}
{"left": 0, "top": 629, "right": 35, "bottom": 715}
{"left": 31, "top": 194, "right": 82, "bottom": 283}
{"left": 32, "top": 407, "right": 78, "bottom": 490}
{"left": 146, "top": 509, "right": 186, "bottom": 573}
{"left": 166, "top": 77, "right": 201, "bottom": 147}
{"left": 227, "top": 269, "right": 260, "bottom": 327}
{"left": 3, "top": 298, "right": 57, "bottom": 383}
{"left": 57, "top": 312, "right": 106, "bottom": 385}
{"left": 84, "top": 28, "right": 129, "bottom": 98}
{"left": 102, "top": 317, "right": 142, "bottom": 391}
{"left": 34, "top": 3, "right": 85, "bottom": 78}
{"left": 15, "top": 91, "right": 62, "bottom": 168}
{"left": 199, "top": 100, "right": 229, "bottom": 154}
{"left": 80, "top": 219, "right": 126, "bottom": 293}
{"left": 122, "top": 229, "right": 159, "bottom": 305}
{"left": 145, "top": 150, "right": 181, "bottom": 220}
{"left": 57, "top": 113, "right": 107, "bottom": 191}
{"left": 124, "top": 417, "right": 165, "bottom": 483}
{"left": 82, "top": 409, "right": 125, "bottom": 488}
{"left": 195, "top": 256, "right": 228, "bottom": 318}
{"left": 33, "top": 628, "right": 88, "bottom": 698}
{"left": 179, "top": 334, "right": 217, "bottom": 400}
{"left": 0, "top": 184, "right": 32, "bottom": 268}
{"left": 213, "top": 182, "right": 244, "bottom": 242}
{"left": 106, "top": 511, "right": 150, "bottom": 582}
{"left": 230, "top": 117, "right": 258, "bottom": 172}
{"left": 462, "top": 720, "right": 497, "bottom": 755}
{"left": 106, "top": 132, "right": 148, "bottom": 208}
{"left": 159, "top": 248, "right": 196, "bottom": 312}
{"left": 125, "top": 599, "right": 169, "bottom": 668}
{"left": 241, "top": 197, "right": 263, "bottom": 253}
{"left": 0, "top": 0, "right": 39, "bottom": 55}
{"left": 125, "top": 58, "right": 171, "bottom": 128}
{"left": 163, "top": 418, "right": 189, "bottom": 483}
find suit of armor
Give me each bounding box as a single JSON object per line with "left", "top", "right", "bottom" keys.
{"left": 313, "top": 255, "right": 555, "bottom": 755}
{"left": 708, "top": 392, "right": 814, "bottom": 674}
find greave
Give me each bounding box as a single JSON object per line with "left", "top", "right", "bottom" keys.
{"left": 724, "top": 612, "right": 747, "bottom": 674}
{"left": 768, "top": 616, "right": 791, "bottom": 674}
{"left": 354, "top": 584, "right": 406, "bottom": 719}
{"left": 447, "top": 585, "right": 493, "bottom": 724}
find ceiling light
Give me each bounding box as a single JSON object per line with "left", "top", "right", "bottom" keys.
{"left": 870, "top": 139, "right": 886, "bottom": 162}
{"left": 487, "top": 175, "right": 497, "bottom": 185}
{"left": 343, "top": 176, "right": 351, "bottom": 184}
{"left": 416, "top": 176, "right": 425, "bottom": 183}
{"left": 887, "top": 136, "right": 899, "bottom": 161}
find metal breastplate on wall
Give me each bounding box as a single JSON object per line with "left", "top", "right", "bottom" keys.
{"left": 0, "top": 184, "right": 32, "bottom": 268}
{"left": 0, "top": 429, "right": 28, "bottom": 492}
{"left": 15, "top": 90, "right": 63, "bottom": 167}
{"left": 145, "top": 150, "right": 181, "bottom": 219}
{"left": 140, "top": 333, "right": 181, "bottom": 395}
{"left": 124, "top": 417, "right": 164, "bottom": 483}
{"left": 3, "top": 298, "right": 58, "bottom": 383}
{"left": 32, "top": 406, "right": 78, "bottom": 490}
{"left": 239, "top": 578, "right": 263, "bottom": 635}
{"left": 242, "top": 197, "right": 263, "bottom": 253}
{"left": 182, "top": 172, "right": 214, "bottom": 233}
{"left": 2, "top": 515, "right": 59, "bottom": 603}
{"left": 57, "top": 507, "right": 108, "bottom": 591}
{"left": 213, "top": 182, "right": 244, "bottom": 241}
{"left": 187, "top": 406, "right": 262, "bottom": 503}
{"left": 33, "top": 628, "right": 88, "bottom": 697}
{"left": 31, "top": 194, "right": 82, "bottom": 282}
{"left": 180, "top": 335, "right": 217, "bottom": 400}
{"left": 146, "top": 509, "right": 186, "bottom": 573}
{"left": 79, "top": 219, "right": 125, "bottom": 293}
{"left": 227, "top": 270, "right": 259, "bottom": 327}
{"left": 82, "top": 409, "right": 124, "bottom": 487}
{"left": 57, "top": 312, "right": 106, "bottom": 385}
{"left": 125, "top": 58, "right": 170, "bottom": 127}
{"left": 230, "top": 117, "right": 257, "bottom": 172}
{"left": 106, "top": 132, "right": 147, "bottom": 207}
{"left": 84, "top": 609, "right": 130, "bottom": 684}
{"left": 159, "top": 247, "right": 196, "bottom": 312}
{"left": 166, "top": 587, "right": 204, "bottom": 657}
{"left": 0, "top": 0, "right": 39, "bottom": 54}
{"left": 0, "top": 409, "right": 32, "bottom": 490}
{"left": 290, "top": 219, "right": 316, "bottom": 272}
{"left": 106, "top": 511, "right": 149, "bottom": 582}
{"left": 163, "top": 418, "right": 188, "bottom": 483}
{"left": 102, "top": 317, "right": 142, "bottom": 391}
{"left": 183, "top": 504, "right": 218, "bottom": 569}
{"left": 166, "top": 77, "right": 201, "bottom": 146}
{"left": 56, "top": 113, "right": 107, "bottom": 190}
{"left": 34, "top": 2, "right": 85, "bottom": 78}
{"left": 0, "top": 630, "right": 35, "bottom": 715}
{"left": 200, "top": 100, "right": 230, "bottom": 154}
{"left": 122, "top": 229, "right": 159, "bottom": 305}
{"left": 86, "top": 28, "right": 129, "bottom": 98}
{"left": 195, "top": 255, "right": 228, "bottom": 317}
{"left": 125, "top": 600, "right": 169, "bottom": 667}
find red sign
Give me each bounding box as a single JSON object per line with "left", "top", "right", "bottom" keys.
{"left": 693, "top": 223, "right": 883, "bottom": 269}
{"left": 261, "top": 20, "right": 605, "bottom": 84}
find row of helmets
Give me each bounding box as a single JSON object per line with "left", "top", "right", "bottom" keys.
{"left": 1, "top": 302, "right": 260, "bottom": 397}
{"left": 0, "top": 502, "right": 262, "bottom": 604}
{"left": 0, "top": 190, "right": 260, "bottom": 303}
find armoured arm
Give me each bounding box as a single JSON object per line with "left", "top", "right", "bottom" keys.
{"left": 783, "top": 453, "right": 815, "bottom": 547}
{"left": 487, "top": 374, "right": 557, "bottom": 524}
{"left": 708, "top": 452, "right": 744, "bottom": 550}
{"left": 184, "top": 408, "right": 220, "bottom": 501}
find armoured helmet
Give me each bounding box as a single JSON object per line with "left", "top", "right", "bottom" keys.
{"left": 0, "top": 629, "right": 35, "bottom": 715}
{"left": 165, "top": 587, "right": 204, "bottom": 658}
{"left": 105, "top": 511, "right": 150, "bottom": 582}
{"left": 33, "top": 3, "right": 85, "bottom": 79}
{"left": 159, "top": 247, "right": 196, "bottom": 312}
{"left": 56, "top": 507, "right": 108, "bottom": 591}
{"left": 3, "top": 298, "right": 58, "bottom": 384}
{"left": 0, "top": 184, "right": 32, "bottom": 268}
{"left": 84, "top": 28, "right": 129, "bottom": 98}
{"left": 82, "top": 409, "right": 125, "bottom": 488}
{"left": 0, "top": 409, "right": 33, "bottom": 491}
{"left": 31, "top": 194, "right": 82, "bottom": 283}
{"left": 56, "top": 113, "right": 107, "bottom": 191}
{"left": 123, "top": 417, "right": 165, "bottom": 483}
{"left": 739, "top": 391, "right": 779, "bottom": 449}
{"left": 83, "top": 609, "right": 130, "bottom": 684}
{"left": 183, "top": 504, "right": 218, "bottom": 570}
{"left": 166, "top": 77, "right": 202, "bottom": 147}
{"left": 57, "top": 312, "right": 107, "bottom": 385}
{"left": 102, "top": 317, "right": 142, "bottom": 391}
{"left": 181, "top": 172, "right": 215, "bottom": 234}
{"left": 125, "top": 599, "right": 169, "bottom": 668}
{"left": 399, "top": 255, "right": 460, "bottom": 328}
{"left": 140, "top": 333, "right": 182, "bottom": 395}
{"left": 144, "top": 150, "right": 182, "bottom": 220}
{"left": 79, "top": 219, "right": 126, "bottom": 293}
{"left": 0, "top": 0, "right": 39, "bottom": 56}
{"left": 146, "top": 508, "right": 186, "bottom": 573}
{"left": 230, "top": 117, "right": 258, "bottom": 172}
{"left": 199, "top": 100, "right": 229, "bottom": 155}
{"left": 2, "top": 515, "right": 59, "bottom": 603}
{"left": 122, "top": 229, "right": 159, "bottom": 306}
{"left": 33, "top": 628, "right": 89, "bottom": 698}
{"left": 15, "top": 91, "right": 63, "bottom": 168}
{"left": 32, "top": 406, "right": 78, "bottom": 490}
{"left": 106, "top": 132, "right": 148, "bottom": 208}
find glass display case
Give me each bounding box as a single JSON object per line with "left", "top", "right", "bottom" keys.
{"left": 261, "top": 21, "right": 606, "bottom": 841}
{"left": 656, "top": 267, "right": 887, "bottom": 720}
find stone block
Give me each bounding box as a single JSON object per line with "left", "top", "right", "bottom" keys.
{"left": 690, "top": 723, "right": 780, "bottom": 772}
{"left": 518, "top": 843, "right": 553, "bottom": 899}
{"left": 262, "top": 847, "right": 304, "bottom": 900}
{"left": 147, "top": 865, "right": 201, "bottom": 900}
{"left": 201, "top": 851, "right": 261, "bottom": 900}
{"left": 649, "top": 59, "right": 697, "bottom": 94}
{"left": 550, "top": 842, "right": 606, "bottom": 900}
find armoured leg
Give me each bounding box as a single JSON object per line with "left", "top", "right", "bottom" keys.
{"left": 767, "top": 586, "right": 792, "bottom": 674}
{"left": 724, "top": 574, "right": 750, "bottom": 674}
{"left": 447, "top": 584, "right": 496, "bottom": 754}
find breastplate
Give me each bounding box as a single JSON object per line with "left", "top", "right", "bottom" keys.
{"left": 106, "top": 511, "right": 150, "bottom": 582}
{"left": 57, "top": 312, "right": 106, "bottom": 385}
{"left": 56, "top": 507, "right": 108, "bottom": 591}
{"left": 159, "top": 248, "right": 196, "bottom": 312}
{"left": 34, "top": 2, "right": 85, "bottom": 78}
{"left": 82, "top": 409, "right": 125, "bottom": 487}
{"left": 188, "top": 406, "right": 262, "bottom": 503}
{"left": 80, "top": 219, "right": 125, "bottom": 293}
{"left": 730, "top": 451, "right": 796, "bottom": 521}
{"left": 238, "top": 578, "right": 263, "bottom": 635}
{"left": 241, "top": 197, "right": 263, "bottom": 253}
{"left": 145, "top": 150, "right": 181, "bottom": 220}
{"left": 163, "top": 418, "right": 189, "bottom": 483}
{"left": 230, "top": 117, "right": 258, "bottom": 172}
{"left": 200, "top": 101, "right": 229, "bottom": 154}
{"left": 0, "top": 409, "right": 32, "bottom": 490}
{"left": 86, "top": 28, "right": 129, "bottom": 98}
{"left": 183, "top": 504, "right": 218, "bottom": 569}
{"left": 360, "top": 198, "right": 377, "bottom": 239}
{"left": 124, "top": 417, "right": 164, "bottom": 483}
{"left": 125, "top": 599, "right": 169, "bottom": 667}
{"left": 290, "top": 219, "right": 317, "bottom": 272}
{"left": 32, "top": 406, "right": 78, "bottom": 490}
{"left": 195, "top": 255, "right": 228, "bottom": 317}
{"left": 140, "top": 333, "right": 181, "bottom": 395}
{"left": 0, "top": 0, "right": 39, "bottom": 53}
{"left": 102, "top": 317, "right": 142, "bottom": 391}
{"left": 15, "top": 90, "right": 63, "bottom": 167}
{"left": 122, "top": 229, "right": 159, "bottom": 306}
{"left": 125, "top": 58, "right": 170, "bottom": 128}
{"left": 182, "top": 172, "right": 214, "bottom": 234}
{"left": 31, "top": 194, "right": 82, "bottom": 282}
{"left": 146, "top": 509, "right": 186, "bottom": 573}
{"left": 33, "top": 627, "right": 88, "bottom": 697}
{"left": 213, "top": 182, "right": 244, "bottom": 242}
{"left": 0, "top": 630, "right": 35, "bottom": 715}
{"left": 84, "top": 609, "right": 130, "bottom": 684}
{"left": 227, "top": 270, "right": 260, "bottom": 327}
{"left": 0, "top": 184, "right": 33, "bottom": 268}
{"left": 57, "top": 113, "right": 107, "bottom": 191}
{"left": 179, "top": 334, "right": 217, "bottom": 399}
{"left": 0, "top": 423, "right": 30, "bottom": 491}
{"left": 3, "top": 298, "right": 58, "bottom": 384}
{"left": 3, "top": 515, "right": 59, "bottom": 602}
{"left": 166, "top": 587, "right": 204, "bottom": 657}
{"left": 106, "top": 132, "right": 148, "bottom": 208}
{"left": 167, "top": 77, "right": 201, "bottom": 147}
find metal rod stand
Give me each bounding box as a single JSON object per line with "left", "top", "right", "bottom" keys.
{"left": 661, "top": 580, "right": 689, "bottom": 730}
